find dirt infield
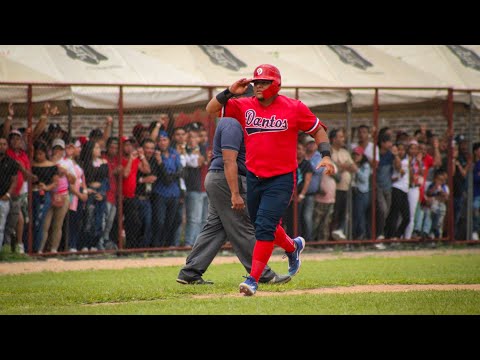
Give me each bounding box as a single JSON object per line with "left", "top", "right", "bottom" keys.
{"left": 82, "top": 283, "right": 480, "bottom": 306}
{"left": 2, "top": 248, "right": 480, "bottom": 275}
{"left": 192, "top": 284, "right": 480, "bottom": 299}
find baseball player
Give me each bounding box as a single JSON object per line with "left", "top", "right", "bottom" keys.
{"left": 206, "top": 64, "right": 335, "bottom": 296}
{"left": 176, "top": 116, "right": 291, "bottom": 286}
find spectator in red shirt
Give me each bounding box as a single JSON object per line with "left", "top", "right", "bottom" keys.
{"left": 121, "top": 137, "right": 150, "bottom": 248}
{"left": 6, "top": 129, "right": 36, "bottom": 253}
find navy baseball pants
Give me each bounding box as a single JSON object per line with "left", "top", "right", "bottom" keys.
{"left": 246, "top": 170, "right": 296, "bottom": 241}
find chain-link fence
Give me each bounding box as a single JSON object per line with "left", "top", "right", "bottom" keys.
{"left": 0, "top": 84, "right": 479, "bottom": 257}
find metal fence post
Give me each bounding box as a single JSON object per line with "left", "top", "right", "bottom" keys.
{"left": 27, "top": 85, "right": 33, "bottom": 255}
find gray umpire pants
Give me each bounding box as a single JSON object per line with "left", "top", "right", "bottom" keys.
{"left": 178, "top": 170, "right": 277, "bottom": 283}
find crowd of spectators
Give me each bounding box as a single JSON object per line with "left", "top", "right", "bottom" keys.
{"left": 0, "top": 103, "right": 210, "bottom": 254}
{"left": 0, "top": 102, "right": 478, "bottom": 255}
{"left": 286, "top": 122, "right": 478, "bottom": 247}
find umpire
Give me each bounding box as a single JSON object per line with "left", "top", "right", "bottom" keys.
{"left": 176, "top": 116, "right": 291, "bottom": 285}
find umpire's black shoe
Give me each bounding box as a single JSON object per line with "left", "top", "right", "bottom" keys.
{"left": 176, "top": 277, "right": 214, "bottom": 285}
{"left": 266, "top": 274, "right": 292, "bottom": 285}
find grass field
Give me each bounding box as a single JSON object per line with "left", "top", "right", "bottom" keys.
{"left": 1, "top": 252, "right": 480, "bottom": 314}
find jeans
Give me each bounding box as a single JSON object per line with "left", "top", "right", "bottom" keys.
{"left": 474, "top": 196, "right": 480, "bottom": 233}
{"left": 405, "top": 187, "right": 420, "bottom": 239}
{"left": 138, "top": 198, "right": 153, "bottom": 247}
{"left": 353, "top": 189, "right": 370, "bottom": 240}
{"left": 414, "top": 205, "right": 432, "bottom": 235}
{"left": 430, "top": 202, "right": 447, "bottom": 238}
{"left": 152, "top": 193, "right": 181, "bottom": 247}
{"left": 375, "top": 188, "right": 392, "bottom": 238}
{"left": 123, "top": 197, "right": 141, "bottom": 248}
{"left": 332, "top": 190, "right": 347, "bottom": 234}
{"left": 302, "top": 194, "right": 315, "bottom": 241}
{"left": 454, "top": 193, "right": 466, "bottom": 239}
{"left": 184, "top": 191, "right": 208, "bottom": 246}
{"left": 82, "top": 195, "right": 106, "bottom": 249}
{"left": 100, "top": 202, "right": 117, "bottom": 247}
{"left": 32, "top": 191, "right": 51, "bottom": 252}
{"left": 68, "top": 207, "right": 84, "bottom": 250}
{"left": 0, "top": 200, "right": 11, "bottom": 249}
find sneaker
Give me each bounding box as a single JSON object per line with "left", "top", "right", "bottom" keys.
{"left": 266, "top": 274, "right": 292, "bottom": 285}
{"left": 81, "top": 247, "right": 89, "bottom": 252}
{"left": 331, "top": 230, "right": 347, "bottom": 240}
{"left": 16, "top": 244, "right": 25, "bottom": 254}
{"left": 90, "top": 247, "right": 98, "bottom": 252}
{"left": 50, "top": 249, "right": 58, "bottom": 254}
{"left": 472, "top": 232, "right": 479, "bottom": 241}
{"left": 239, "top": 275, "right": 258, "bottom": 296}
{"left": 176, "top": 277, "right": 214, "bottom": 285}
{"left": 284, "top": 236, "right": 305, "bottom": 276}
{"left": 104, "top": 241, "right": 118, "bottom": 250}
{"left": 374, "top": 243, "right": 386, "bottom": 250}
{"left": 69, "top": 248, "right": 78, "bottom": 253}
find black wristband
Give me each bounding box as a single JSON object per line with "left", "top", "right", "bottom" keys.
{"left": 216, "top": 88, "right": 234, "bottom": 105}
{"left": 318, "top": 142, "right": 331, "bottom": 158}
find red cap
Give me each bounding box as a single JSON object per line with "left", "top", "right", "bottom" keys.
{"left": 353, "top": 146, "right": 365, "bottom": 156}
{"left": 78, "top": 136, "right": 89, "bottom": 146}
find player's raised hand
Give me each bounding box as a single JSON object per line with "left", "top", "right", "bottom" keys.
{"left": 50, "top": 105, "right": 60, "bottom": 116}
{"left": 42, "top": 102, "right": 51, "bottom": 117}
{"left": 229, "top": 78, "right": 252, "bottom": 96}
{"left": 8, "top": 103, "right": 14, "bottom": 117}
{"left": 317, "top": 156, "right": 336, "bottom": 175}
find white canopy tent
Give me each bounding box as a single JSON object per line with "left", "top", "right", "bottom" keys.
{"left": 129, "top": 45, "right": 348, "bottom": 107}
{"left": 372, "top": 45, "right": 480, "bottom": 108}
{"left": 252, "top": 45, "right": 449, "bottom": 108}
{"left": 0, "top": 45, "right": 209, "bottom": 108}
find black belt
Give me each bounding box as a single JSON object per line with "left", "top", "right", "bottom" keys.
{"left": 209, "top": 169, "right": 247, "bottom": 177}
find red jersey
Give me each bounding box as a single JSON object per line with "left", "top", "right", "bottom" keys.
{"left": 104, "top": 155, "right": 119, "bottom": 205}
{"left": 420, "top": 153, "right": 434, "bottom": 203}
{"left": 6, "top": 148, "right": 30, "bottom": 196}
{"left": 121, "top": 157, "right": 140, "bottom": 199}
{"left": 222, "top": 95, "right": 326, "bottom": 178}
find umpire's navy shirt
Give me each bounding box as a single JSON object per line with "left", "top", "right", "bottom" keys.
{"left": 209, "top": 117, "right": 247, "bottom": 176}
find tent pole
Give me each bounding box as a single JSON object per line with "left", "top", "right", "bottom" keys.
{"left": 67, "top": 100, "right": 72, "bottom": 140}
{"left": 117, "top": 86, "right": 124, "bottom": 250}
{"left": 27, "top": 85, "right": 33, "bottom": 255}
{"left": 466, "top": 92, "right": 474, "bottom": 240}
{"left": 447, "top": 89, "right": 455, "bottom": 242}
{"left": 346, "top": 91, "right": 353, "bottom": 241}
{"left": 371, "top": 89, "right": 379, "bottom": 242}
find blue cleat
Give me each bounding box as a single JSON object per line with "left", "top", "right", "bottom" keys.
{"left": 239, "top": 275, "right": 258, "bottom": 296}
{"left": 285, "top": 236, "right": 305, "bottom": 276}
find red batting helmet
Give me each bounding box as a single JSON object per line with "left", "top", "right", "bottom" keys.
{"left": 252, "top": 64, "right": 281, "bottom": 99}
